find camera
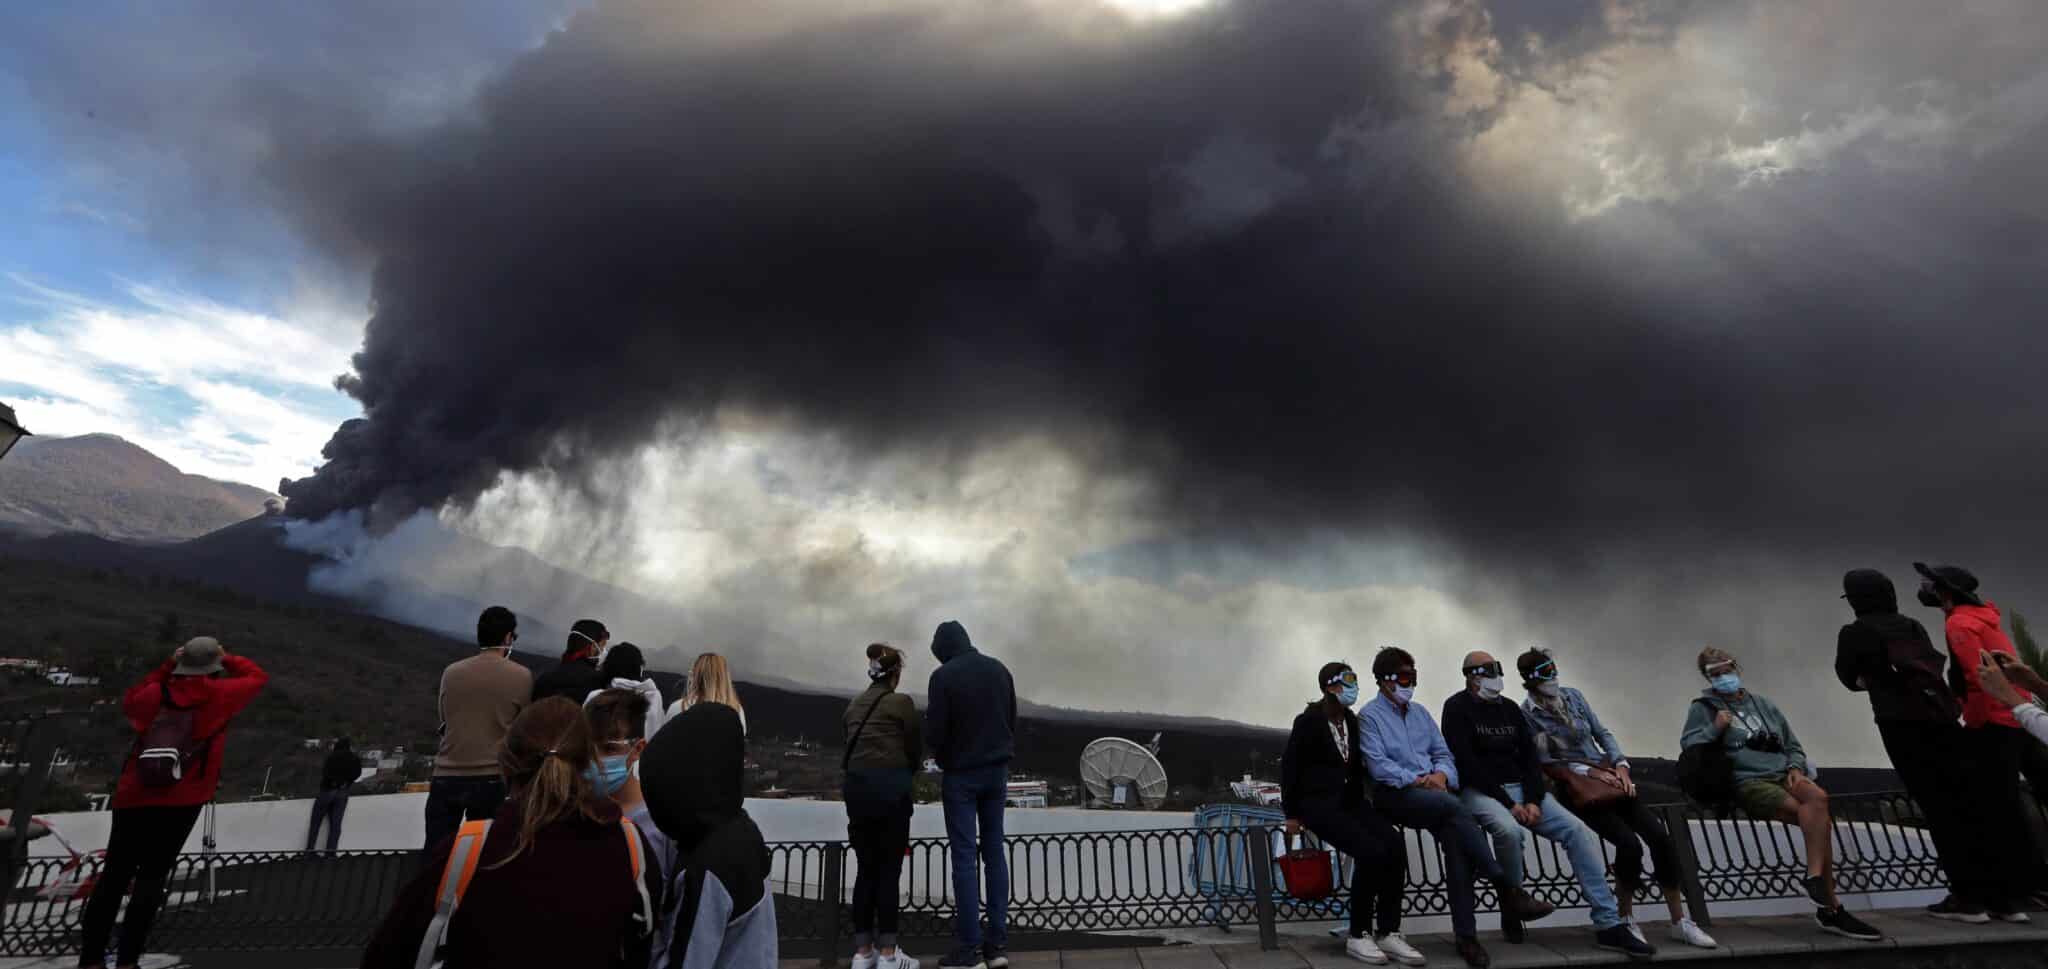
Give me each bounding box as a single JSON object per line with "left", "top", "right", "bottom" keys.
{"left": 1744, "top": 732, "right": 1785, "bottom": 754}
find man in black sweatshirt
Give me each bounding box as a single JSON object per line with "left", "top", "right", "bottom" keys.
{"left": 1442, "top": 651, "right": 1650, "bottom": 958}
{"left": 306, "top": 737, "right": 358, "bottom": 853}
{"left": 1833, "top": 568, "right": 2002, "bottom": 921}
{"left": 926, "top": 620, "right": 1017, "bottom": 969}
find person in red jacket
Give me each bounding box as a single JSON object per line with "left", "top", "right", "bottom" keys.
{"left": 1914, "top": 562, "right": 2035, "bottom": 919}
{"left": 76, "top": 636, "right": 267, "bottom": 969}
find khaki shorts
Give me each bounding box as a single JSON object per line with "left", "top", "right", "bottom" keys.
{"left": 1736, "top": 775, "right": 1795, "bottom": 820}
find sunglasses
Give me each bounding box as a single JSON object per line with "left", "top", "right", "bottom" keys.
{"left": 1527, "top": 659, "right": 1558, "bottom": 681}
{"left": 1378, "top": 669, "right": 1419, "bottom": 687}
{"left": 1463, "top": 662, "right": 1503, "bottom": 678}
{"left": 1325, "top": 670, "right": 1360, "bottom": 689}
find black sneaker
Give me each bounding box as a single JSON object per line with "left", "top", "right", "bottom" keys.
{"left": 1801, "top": 874, "right": 1830, "bottom": 908}
{"left": 1928, "top": 896, "right": 1990, "bottom": 924}
{"left": 1594, "top": 925, "right": 1656, "bottom": 960}
{"left": 1816, "top": 906, "right": 1883, "bottom": 942}
{"left": 1500, "top": 913, "right": 1523, "bottom": 945}
{"left": 984, "top": 947, "right": 1011, "bottom": 969}
{"left": 939, "top": 950, "right": 987, "bottom": 969}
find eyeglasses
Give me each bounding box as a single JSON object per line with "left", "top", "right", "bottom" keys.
{"left": 1325, "top": 670, "right": 1360, "bottom": 688}
{"left": 1463, "top": 661, "right": 1503, "bottom": 678}
{"left": 1378, "top": 669, "right": 1419, "bottom": 687}
{"left": 1703, "top": 662, "right": 1738, "bottom": 676}
{"left": 1527, "top": 659, "right": 1558, "bottom": 681}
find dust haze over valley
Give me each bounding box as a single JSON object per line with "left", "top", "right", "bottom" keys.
{"left": 6, "top": 0, "right": 2048, "bottom": 767}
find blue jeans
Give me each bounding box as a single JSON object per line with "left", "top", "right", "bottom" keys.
{"left": 1461, "top": 784, "right": 1621, "bottom": 930}
{"left": 1375, "top": 784, "right": 1504, "bottom": 938}
{"left": 942, "top": 764, "right": 1010, "bottom": 954}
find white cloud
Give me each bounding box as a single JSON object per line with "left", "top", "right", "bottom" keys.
{"left": 0, "top": 276, "right": 359, "bottom": 489}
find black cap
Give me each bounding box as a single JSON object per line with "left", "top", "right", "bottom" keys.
{"left": 1913, "top": 562, "right": 1983, "bottom": 605}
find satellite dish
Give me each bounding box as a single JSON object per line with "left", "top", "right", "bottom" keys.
{"left": 1080, "top": 737, "right": 1169, "bottom": 810}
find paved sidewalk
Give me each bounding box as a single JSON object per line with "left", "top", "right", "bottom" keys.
{"left": 788, "top": 910, "right": 2048, "bottom": 969}
{"left": 11, "top": 908, "right": 2046, "bottom": 969}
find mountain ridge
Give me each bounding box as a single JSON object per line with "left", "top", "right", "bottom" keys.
{"left": 0, "top": 433, "right": 276, "bottom": 543}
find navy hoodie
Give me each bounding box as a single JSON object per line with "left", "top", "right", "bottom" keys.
{"left": 924, "top": 621, "right": 1017, "bottom": 771}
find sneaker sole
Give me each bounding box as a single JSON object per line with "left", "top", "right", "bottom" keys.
{"left": 1817, "top": 925, "right": 1883, "bottom": 942}
{"left": 1994, "top": 914, "right": 2031, "bottom": 924}
{"left": 1592, "top": 944, "right": 1655, "bottom": 960}
{"left": 1928, "top": 910, "right": 1992, "bottom": 924}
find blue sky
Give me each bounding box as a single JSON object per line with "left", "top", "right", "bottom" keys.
{"left": 0, "top": 52, "right": 358, "bottom": 490}
{"left": 0, "top": 1, "right": 574, "bottom": 491}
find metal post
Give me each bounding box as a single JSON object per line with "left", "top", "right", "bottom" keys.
{"left": 1247, "top": 826, "right": 1280, "bottom": 951}
{"left": 3, "top": 720, "right": 62, "bottom": 904}
{"left": 819, "top": 843, "right": 846, "bottom": 968}
{"left": 1660, "top": 804, "right": 1712, "bottom": 929}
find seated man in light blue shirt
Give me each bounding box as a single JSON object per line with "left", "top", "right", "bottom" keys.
{"left": 1361, "top": 648, "right": 1553, "bottom": 969}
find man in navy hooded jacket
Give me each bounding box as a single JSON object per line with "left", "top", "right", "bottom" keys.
{"left": 926, "top": 621, "right": 1017, "bottom": 969}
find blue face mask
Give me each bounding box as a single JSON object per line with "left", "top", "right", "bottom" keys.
{"left": 1336, "top": 684, "right": 1360, "bottom": 707}
{"left": 586, "top": 754, "right": 633, "bottom": 797}
{"left": 1710, "top": 672, "right": 1742, "bottom": 695}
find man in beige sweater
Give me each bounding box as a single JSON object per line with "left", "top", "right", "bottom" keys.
{"left": 423, "top": 605, "right": 532, "bottom": 848}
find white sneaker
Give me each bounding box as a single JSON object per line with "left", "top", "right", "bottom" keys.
{"left": 854, "top": 950, "right": 881, "bottom": 969}
{"left": 1346, "top": 934, "right": 1391, "bottom": 964}
{"left": 1670, "top": 918, "right": 1718, "bottom": 949}
{"left": 1376, "top": 932, "right": 1427, "bottom": 966}
{"left": 882, "top": 952, "right": 922, "bottom": 969}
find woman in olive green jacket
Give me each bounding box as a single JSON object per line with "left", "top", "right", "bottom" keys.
{"left": 844, "top": 643, "right": 924, "bottom": 969}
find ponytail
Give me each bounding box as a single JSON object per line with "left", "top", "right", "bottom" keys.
{"left": 491, "top": 697, "right": 604, "bottom": 869}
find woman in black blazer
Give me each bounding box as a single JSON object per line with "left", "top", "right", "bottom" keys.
{"left": 1281, "top": 662, "right": 1419, "bottom": 966}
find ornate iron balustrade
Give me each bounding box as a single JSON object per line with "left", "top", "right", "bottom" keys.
{"left": 2, "top": 790, "right": 2035, "bottom": 957}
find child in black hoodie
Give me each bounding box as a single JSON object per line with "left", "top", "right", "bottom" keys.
{"left": 641, "top": 702, "right": 778, "bottom": 969}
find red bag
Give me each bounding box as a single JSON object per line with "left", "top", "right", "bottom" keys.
{"left": 1276, "top": 833, "right": 1335, "bottom": 900}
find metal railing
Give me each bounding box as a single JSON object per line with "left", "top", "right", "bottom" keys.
{"left": 6, "top": 787, "right": 2025, "bottom": 958}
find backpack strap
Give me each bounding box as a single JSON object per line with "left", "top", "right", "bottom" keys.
{"left": 414, "top": 820, "right": 492, "bottom": 969}
{"left": 620, "top": 819, "right": 654, "bottom": 935}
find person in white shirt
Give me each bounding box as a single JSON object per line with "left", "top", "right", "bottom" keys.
{"left": 1977, "top": 653, "right": 2048, "bottom": 746}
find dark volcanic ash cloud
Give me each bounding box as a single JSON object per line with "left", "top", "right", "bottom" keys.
{"left": 13, "top": 0, "right": 2048, "bottom": 763}
{"left": 265, "top": 0, "right": 2048, "bottom": 567}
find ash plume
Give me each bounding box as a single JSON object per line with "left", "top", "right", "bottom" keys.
{"left": 254, "top": 0, "right": 2048, "bottom": 568}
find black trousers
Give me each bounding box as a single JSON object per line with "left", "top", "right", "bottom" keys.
{"left": 848, "top": 810, "right": 912, "bottom": 945}
{"left": 1295, "top": 796, "right": 1407, "bottom": 938}
{"left": 1963, "top": 724, "right": 2038, "bottom": 905}
{"left": 1564, "top": 795, "right": 1678, "bottom": 896}
{"left": 1878, "top": 719, "right": 1997, "bottom": 902}
{"left": 307, "top": 789, "right": 350, "bottom": 852}
{"left": 78, "top": 804, "right": 205, "bottom": 967}
{"left": 422, "top": 775, "right": 506, "bottom": 850}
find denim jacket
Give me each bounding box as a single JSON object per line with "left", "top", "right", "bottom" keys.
{"left": 1519, "top": 686, "right": 1626, "bottom": 768}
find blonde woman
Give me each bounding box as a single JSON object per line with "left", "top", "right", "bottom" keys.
{"left": 668, "top": 652, "right": 749, "bottom": 735}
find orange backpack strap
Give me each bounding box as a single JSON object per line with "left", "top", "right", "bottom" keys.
{"left": 620, "top": 819, "right": 654, "bottom": 935}
{"left": 415, "top": 820, "right": 492, "bottom": 969}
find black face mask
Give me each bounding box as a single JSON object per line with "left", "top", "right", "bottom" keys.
{"left": 1917, "top": 585, "right": 1944, "bottom": 608}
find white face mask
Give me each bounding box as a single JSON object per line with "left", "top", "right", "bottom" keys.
{"left": 1532, "top": 681, "right": 1561, "bottom": 698}
{"left": 1477, "top": 676, "right": 1505, "bottom": 700}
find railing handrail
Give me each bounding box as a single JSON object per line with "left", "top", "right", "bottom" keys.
{"left": 6, "top": 786, "right": 2020, "bottom": 958}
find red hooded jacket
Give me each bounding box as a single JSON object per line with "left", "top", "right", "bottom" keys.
{"left": 1945, "top": 601, "right": 2020, "bottom": 730}
{"left": 113, "top": 653, "right": 269, "bottom": 809}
